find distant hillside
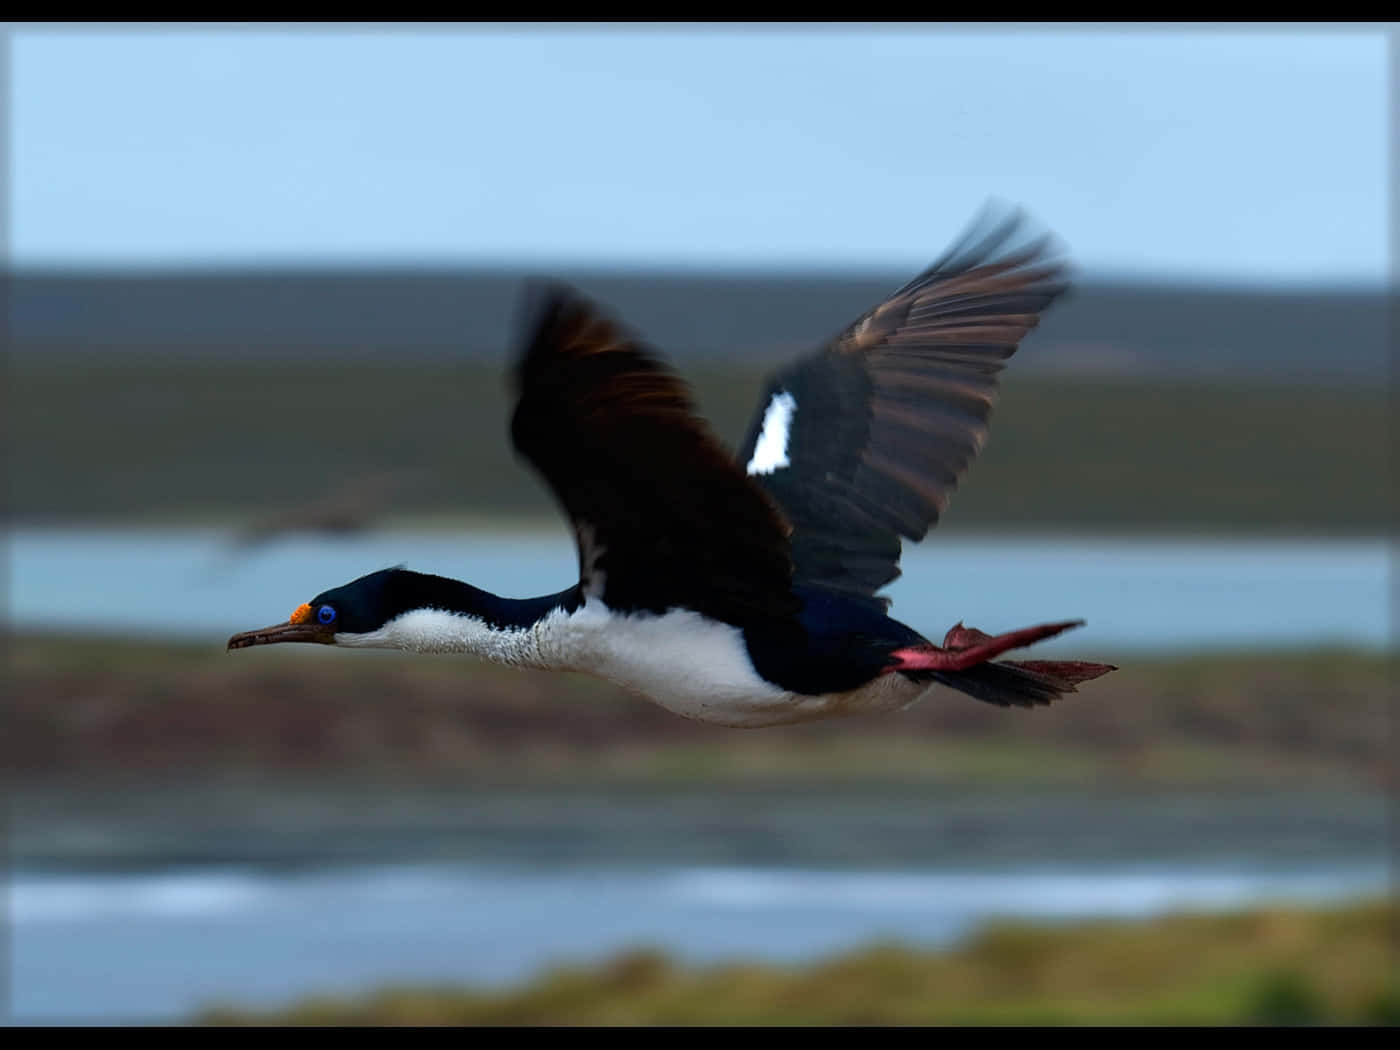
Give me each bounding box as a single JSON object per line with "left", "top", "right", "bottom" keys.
{"left": 9, "top": 268, "right": 1388, "bottom": 381}
{"left": 10, "top": 363, "right": 1386, "bottom": 527}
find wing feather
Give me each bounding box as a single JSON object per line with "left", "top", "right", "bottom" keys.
{"left": 737, "top": 204, "right": 1070, "bottom": 610}
{"left": 511, "top": 286, "right": 798, "bottom": 625}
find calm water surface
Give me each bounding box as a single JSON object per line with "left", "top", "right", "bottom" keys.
{"left": 7, "top": 528, "right": 1391, "bottom": 652}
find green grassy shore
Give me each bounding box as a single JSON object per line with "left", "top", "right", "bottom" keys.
{"left": 198, "top": 899, "right": 1397, "bottom": 1025}
{"left": 11, "top": 366, "right": 1388, "bottom": 531}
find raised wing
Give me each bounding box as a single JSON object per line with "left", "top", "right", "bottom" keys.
{"left": 511, "top": 286, "right": 799, "bottom": 626}
{"left": 736, "top": 206, "right": 1070, "bottom": 611}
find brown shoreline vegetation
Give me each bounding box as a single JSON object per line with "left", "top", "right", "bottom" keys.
{"left": 6, "top": 633, "right": 1391, "bottom": 789}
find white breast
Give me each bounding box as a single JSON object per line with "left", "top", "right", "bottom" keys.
{"left": 337, "top": 601, "right": 927, "bottom": 728}
{"left": 538, "top": 601, "right": 926, "bottom": 728}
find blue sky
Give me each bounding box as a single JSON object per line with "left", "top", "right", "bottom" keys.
{"left": 11, "top": 26, "right": 1391, "bottom": 283}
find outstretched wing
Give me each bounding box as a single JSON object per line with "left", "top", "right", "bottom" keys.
{"left": 736, "top": 205, "right": 1070, "bottom": 611}
{"left": 511, "top": 286, "right": 799, "bottom": 626}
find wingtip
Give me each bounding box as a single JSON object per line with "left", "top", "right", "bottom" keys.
{"left": 513, "top": 279, "right": 602, "bottom": 389}
{"left": 517, "top": 278, "right": 583, "bottom": 336}
{"left": 932, "top": 200, "right": 1073, "bottom": 283}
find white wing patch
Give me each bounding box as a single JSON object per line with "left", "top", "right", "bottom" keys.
{"left": 745, "top": 390, "right": 797, "bottom": 476}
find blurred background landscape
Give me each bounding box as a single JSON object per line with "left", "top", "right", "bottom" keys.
{"left": 6, "top": 26, "right": 1394, "bottom": 1024}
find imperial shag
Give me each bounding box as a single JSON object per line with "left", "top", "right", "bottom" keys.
{"left": 228, "top": 207, "right": 1116, "bottom": 727}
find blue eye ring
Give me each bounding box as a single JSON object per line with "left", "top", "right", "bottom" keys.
{"left": 317, "top": 604, "right": 337, "bottom": 626}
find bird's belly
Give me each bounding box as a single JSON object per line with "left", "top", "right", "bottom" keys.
{"left": 539, "top": 602, "right": 924, "bottom": 728}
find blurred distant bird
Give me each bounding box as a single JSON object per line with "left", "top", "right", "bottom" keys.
{"left": 200, "top": 470, "right": 429, "bottom": 584}
{"left": 229, "top": 206, "right": 1116, "bottom": 727}
{"left": 228, "top": 475, "right": 395, "bottom": 553}
{"left": 222, "top": 468, "right": 437, "bottom": 553}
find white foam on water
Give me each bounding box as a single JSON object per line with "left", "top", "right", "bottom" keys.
{"left": 663, "top": 864, "right": 1389, "bottom": 917}
{"left": 12, "top": 869, "right": 266, "bottom": 923}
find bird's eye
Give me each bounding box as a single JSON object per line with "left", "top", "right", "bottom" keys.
{"left": 317, "top": 604, "right": 337, "bottom": 625}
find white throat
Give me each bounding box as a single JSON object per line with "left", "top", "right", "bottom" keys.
{"left": 335, "top": 607, "right": 552, "bottom": 668}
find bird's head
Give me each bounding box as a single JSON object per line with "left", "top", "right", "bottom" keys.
{"left": 227, "top": 569, "right": 404, "bottom": 650}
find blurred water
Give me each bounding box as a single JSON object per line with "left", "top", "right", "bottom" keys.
{"left": 9, "top": 858, "right": 1387, "bottom": 1023}
{"left": 8, "top": 784, "right": 1391, "bottom": 1022}
{"left": 6, "top": 528, "right": 1392, "bottom": 652}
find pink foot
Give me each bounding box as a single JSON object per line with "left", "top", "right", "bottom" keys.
{"left": 886, "top": 620, "right": 1086, "bottom": 673}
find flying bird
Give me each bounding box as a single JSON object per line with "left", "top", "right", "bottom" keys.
{"left": 226, "top": 475, "right": 395, "bottom": 552}
{"left": 228, "top": 207, "right": 1116, "bottom": 727}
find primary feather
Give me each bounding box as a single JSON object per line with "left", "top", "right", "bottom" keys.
{"left": 736, "top": 204, "right": 1070, "bottom": 610}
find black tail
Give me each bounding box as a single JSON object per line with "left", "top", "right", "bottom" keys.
{"left": 914, "top": 659, "right": 1118, "bottom": 709}
{"left": 889, "top": 621, "right": 1117, "bottom": 708}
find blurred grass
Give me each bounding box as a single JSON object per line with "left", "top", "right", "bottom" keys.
{"left": 9, "top": 362, "right": 1387, "bottom": 530}
{"left": 197, "top": 898, "right": 1398, "bottom": 1025}
{"left": 7, "top": 633, "right": 1391, "bottom": 789}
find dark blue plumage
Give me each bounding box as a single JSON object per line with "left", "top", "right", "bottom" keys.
{"left": 310, "top": 568, "right": 581, "bottom": 636}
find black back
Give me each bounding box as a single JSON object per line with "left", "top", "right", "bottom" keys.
{"left": 510, "top": 286, "right": 800, "bottom": 628}
{"left": 736, "top": 205, "right": 1070, "bottom": 611}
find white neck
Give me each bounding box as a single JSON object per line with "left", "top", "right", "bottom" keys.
{"left": 334, "top": 607, "right": 561, "bottom": 668}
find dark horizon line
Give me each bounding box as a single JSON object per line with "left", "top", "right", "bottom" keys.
{"left": 10, "top": 261, "right": 1391, "bottom": 294}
